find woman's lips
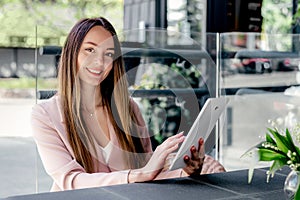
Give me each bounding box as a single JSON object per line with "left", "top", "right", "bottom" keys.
{"left": 86, "top": 68, "right": 102, "bottom": 75}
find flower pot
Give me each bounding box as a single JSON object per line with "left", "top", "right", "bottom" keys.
{"left": 284, "top": 170, "right": 300, "bottom": 199}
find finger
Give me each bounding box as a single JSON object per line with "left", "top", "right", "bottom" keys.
{"left": 188, "top": 146, "right": 204, "bottom": 173}
{"left": 156, "top": 133, "right": 185, "bottom": 161}
{"left": 164, "top": 132, "right": 185, "bottom": 145}
{"left": 190, "top": 145, "right": 199, "bottom": 160}
{"left": 198, "top": 138, "right": 205, "bottom": 159}
{"left": 169, "top": 131, "right": 184, "bottom": 140}
{"left": 162, "top": 137, "right": 185, "bottom": 157}
{"left": 183, "top": 155, "right": 196, "bottom": 168}
{"left": 183, "top": 155, "right": 203, "bottom": 176}
{"left": 183, "top": 155, "right": 190, "bottom": 164}
{"left": 166, "top": 142, "right": 180, "bottom": 154}
{"left": 165, "top": 137, "right": 184, "bottom": 150}
{"left": 158, "top": 134, "right": 184, "bottom": 150}
{"left": 183, "top": 156, "right": 197, "bottom": 175}
{"left": 169, "top": 135, "right": 185, "bottom": 147}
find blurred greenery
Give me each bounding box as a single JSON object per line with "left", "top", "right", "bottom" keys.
{"left": 0, "top": 78, "right": 57, "bottom": 89}
{"left": 0, "top": 0, "right": 298, "bottom": 48}
{"left": 293, "top": 3, "right": 300, "bottom": 28}
{"left": 134, "top": 62, "right": 201, "bottom": 145}
{"left": 262, "top": 0, "right": 293, "bottom": 34}
{"left": 0, "top": 0, "right": 123, "bottom": 47}
{"left": 260, "top": 0, "right": 300, "bottom": 52}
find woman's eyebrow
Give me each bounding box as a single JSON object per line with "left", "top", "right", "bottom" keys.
{"left": 83, "top": 41, "right": 98, "bottom": 46}
{"left": 84, "top": 41, "right": 115, "bottom": 51}
{"left": 84, "top": 41, "right": 114, "bottom": 49}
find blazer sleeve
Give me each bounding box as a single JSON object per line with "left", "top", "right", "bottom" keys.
{"left": 31, "top": 103, "right": 131, "bottom": 191}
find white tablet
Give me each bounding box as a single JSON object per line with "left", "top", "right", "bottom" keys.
{"left": 168, "top": 97, "right": 229, "bottom": 171}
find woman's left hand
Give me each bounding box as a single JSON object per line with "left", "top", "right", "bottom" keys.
{"left": 182, "top": 137, "right": 226, "bottom": 176}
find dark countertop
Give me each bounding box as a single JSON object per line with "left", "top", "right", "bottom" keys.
{"left": 3, "top": 167, "right": 290, "bottom": 200}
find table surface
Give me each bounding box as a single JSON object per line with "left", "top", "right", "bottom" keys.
{"left": 3, "top": 167, "right": 290, "bottom": 200}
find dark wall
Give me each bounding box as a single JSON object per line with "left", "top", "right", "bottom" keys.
{"left": 206, "top": 0, "right": 235, "bottom": 33}
{"left": 123, "top": 0, "right": 167, "bottom": 30}
{"left": 206, "top": 0, "right": 263, "bottom": 33}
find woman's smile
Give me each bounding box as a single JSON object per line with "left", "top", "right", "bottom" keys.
{"left": 86, "top": 67, "right": 103, "bottom": 76}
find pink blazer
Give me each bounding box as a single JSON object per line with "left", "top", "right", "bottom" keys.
{"left": 31, "top": 95, "right": 182, "bottom": 191}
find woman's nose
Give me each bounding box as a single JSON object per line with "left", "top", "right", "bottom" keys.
{"left": 93, "top": 54, "right": 104, "bottom": 68}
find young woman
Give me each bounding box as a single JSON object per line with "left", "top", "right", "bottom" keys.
{"left": 31, "top": 17, "right": 225, "bottom": 191}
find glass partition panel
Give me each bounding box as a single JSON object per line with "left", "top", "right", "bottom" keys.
{"left": 120, "top": 29, "right": 217, "bottom": 148}
{"left": 34, "top": 24, "right": 67, "bottom": 194}
{"left": 219, "top": 32, "right": 300, "bottom": 172}
{"left": 0, "top": 32, "right": 37, "bottom": 198}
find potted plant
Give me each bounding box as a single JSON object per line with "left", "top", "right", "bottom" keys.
{"left": 243, "top": 126, "right": 300, "bottom": 199}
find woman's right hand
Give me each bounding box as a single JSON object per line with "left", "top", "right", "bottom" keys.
{"left": 128, "top": 132, "right": 185, "bottom": 183}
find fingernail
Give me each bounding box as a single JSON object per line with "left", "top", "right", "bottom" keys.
{"left": 191, "top": 146, "right": 196, "bottom": 152}
{"left": 199, "top": 138, "right": 204, "bottom": 145}
{"left": 184, "top": 155, "right": 189, "bottom": 161}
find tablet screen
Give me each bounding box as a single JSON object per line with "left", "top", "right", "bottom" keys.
{"left": 168, "top": 97, "right": 229, "bottom": 171}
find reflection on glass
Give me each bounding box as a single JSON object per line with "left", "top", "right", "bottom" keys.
{"left": 219, "top": 32, "right": 300, "bottom": 172}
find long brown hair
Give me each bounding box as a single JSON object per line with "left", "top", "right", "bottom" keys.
{"left": 58, "top": 17, "right": 146, "bottom": 173}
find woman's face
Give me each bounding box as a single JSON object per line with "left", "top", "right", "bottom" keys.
{"left": 77, "top": 26, "right": 115, "bottom": 86}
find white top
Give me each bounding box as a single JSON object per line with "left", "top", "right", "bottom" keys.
{"left": 99, "top": 141, "right": 113, "bottom": 164}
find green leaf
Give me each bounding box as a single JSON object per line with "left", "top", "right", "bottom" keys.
{"left": 267, "top": 128, "right": 290, "bottom": 154}
{"left": 285, "top": 128, "right": 300, "bottom": 161}
{"left": 285, "top": 129, "right": 297, "bottom": 150}
{"left": 258, "top": 148, "right": 287, "bottom": 161}
{"left": 296, "top": 146, "right": 300, "bottom": 163}
{"left": 256, "top": 141, "right": 275, "bottom": 150}
{"left": 267, "top": 160, "right": 286, "bottom": 182}
{"left": 266, "top": 133, "right": 276, "bottom": 144}
{"left": 295, "top": 184, "right": 300, "bottom": 200}
{"left": 270, "top": 159, "right": 286, "bottom": 172}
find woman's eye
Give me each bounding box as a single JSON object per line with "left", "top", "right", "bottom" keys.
{"left": 105, "top": 52, "right": 115, "bottom": 58}
{"left": 85, "top": 48, "right": 95, "bottom": 53}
